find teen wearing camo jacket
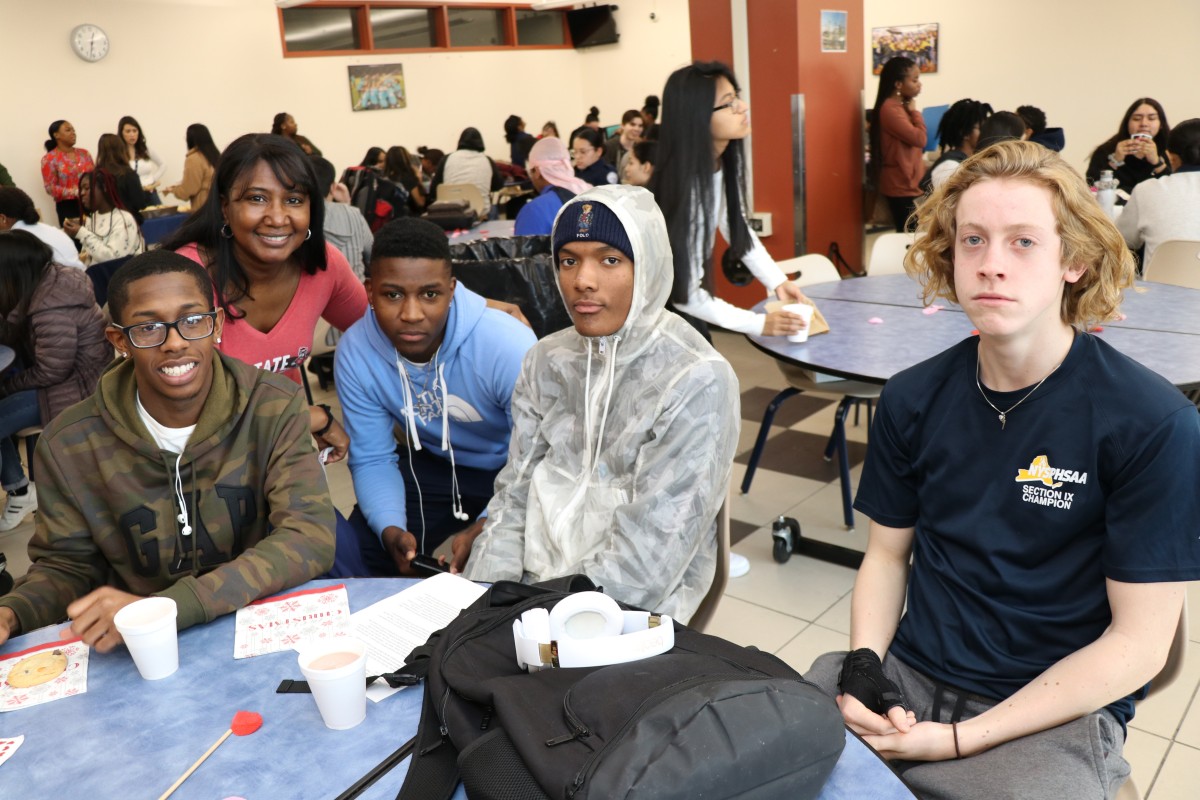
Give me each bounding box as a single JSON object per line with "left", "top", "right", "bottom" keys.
{"left": 0, "top": 251, "right": 334, "bottom": 650}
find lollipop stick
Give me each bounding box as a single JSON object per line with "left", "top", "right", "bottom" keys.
{"left": 157, "top": 729, "right": 232, "bottom": 800}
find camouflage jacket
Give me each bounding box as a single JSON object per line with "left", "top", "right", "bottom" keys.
{"left": 0, "top": 353, "right": 335, "bottom": 633}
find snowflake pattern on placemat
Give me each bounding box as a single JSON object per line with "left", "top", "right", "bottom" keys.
{"left": 0, "top": 640, "right": 89, "bottom": 712}
{"left": 233, "top": 584, "right": 352, "bottom": 659}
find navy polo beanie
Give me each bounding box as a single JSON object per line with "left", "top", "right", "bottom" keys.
{"left": 552, "top": 199, "right": 633, "bottom": 261}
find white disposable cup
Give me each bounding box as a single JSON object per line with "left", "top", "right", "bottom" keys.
{"left": 298, "top": 638, "right": 368, "bottom": 730}
{"left": 113, "top": 597, "right": 179, "bottom": 680}
{"left": 783, "top": 303, "right": 816, "bottom": 343}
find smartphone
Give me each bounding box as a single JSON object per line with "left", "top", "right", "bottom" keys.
{"left": 411, "top": 554, "right": 449, "bottom": 575}
{"left": 1131, "top": 132, "right": 1152, "bottom": 142}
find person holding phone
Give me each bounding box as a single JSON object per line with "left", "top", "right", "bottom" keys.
{"left": 1086, "top": 98, "right": 1172, "bottom": 198}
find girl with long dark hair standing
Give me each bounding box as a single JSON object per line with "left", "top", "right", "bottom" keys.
{"left": 650, "top": 61, "right": 807, "bottom": 338}
{"left": 163, "top": 123, "right": 220, "bottom": 210}
{"left": 870, "top": 57, "right": 926, "bottom": 231}
{"left": 118, "top": 115, "right": 167, "bottom": 205}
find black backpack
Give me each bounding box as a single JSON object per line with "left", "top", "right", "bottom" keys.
{"left": 344, "top": 166, "right": 410, "bottom": 232}
{"left": 392, "top": 576, "right": 846, "bottom": 800}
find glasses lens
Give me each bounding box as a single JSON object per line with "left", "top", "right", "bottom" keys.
{"left": 129, "top": 323, "right": 166, "bottom": 348}
{"left": 178, "top": 314, "right": 214, "bottom": 340}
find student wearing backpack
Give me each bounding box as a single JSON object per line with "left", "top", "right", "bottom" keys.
{"left": 458, "top": 185, "right": 740, "bottom": 624}
{"left": 334, "top": 218, "right": 535, "bottom": 576}
{"left": 513, "top": 137, "right": 591, "bottom": 236}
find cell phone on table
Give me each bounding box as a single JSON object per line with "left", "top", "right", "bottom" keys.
{"left": 411, "top": 554, "right": 449, "bottom": 575}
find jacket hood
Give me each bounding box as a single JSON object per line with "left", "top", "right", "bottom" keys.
{"left": 550, "top": 184, "right": 671, "bottom": 360}
{"left": 1030, "top": 127, "right": 1066, "bottom": 152}
{"left": 96, "top": 351, "right": 251, "bottom": 461}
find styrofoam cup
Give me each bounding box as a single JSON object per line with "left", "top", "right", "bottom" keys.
{"left": 298, "top": 638, "right": 368, "bottom": 730}
{"left": 783, "top": 303, "right": 815, "bottom": 343}
{"left": 114, "top": 597, "right": 179, "bottom": 680}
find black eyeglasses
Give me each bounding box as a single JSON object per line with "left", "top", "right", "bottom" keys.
{"left": 111, "top": 311, "right": 218, "bottom": 349}
{"left": 713, "top": 92, "right": 745, "bottom": 113}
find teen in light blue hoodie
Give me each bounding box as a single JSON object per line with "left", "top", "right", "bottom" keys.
{"left": 334, "top": 218, "right": 536, "bottom": 575}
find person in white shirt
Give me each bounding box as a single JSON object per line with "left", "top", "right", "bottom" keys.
{"left": 650, "top": 61, "right": 809, "bottom": 339}
{"left": 0, "top": 187, "right": 84, "bottom": 268}
{"left": 119, "top": 115, "right": 167, "bottom": 205}
{"left": 1117, "top": 118, "right": 1200, "bottom": 270}
{"left": 63, "top": 169, "right": 144, "bottom": 264}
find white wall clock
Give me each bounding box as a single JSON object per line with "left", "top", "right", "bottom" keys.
{"left": 71, "top": 24, "right": 110, "bottom": 63}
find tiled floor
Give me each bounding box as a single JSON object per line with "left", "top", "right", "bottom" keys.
{"left": 2, "top": 325, "right": 1198, "bottom": 798}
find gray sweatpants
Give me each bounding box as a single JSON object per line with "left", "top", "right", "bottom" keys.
{"left": 806, "top": 652, "right": 1130, "bottom": 800}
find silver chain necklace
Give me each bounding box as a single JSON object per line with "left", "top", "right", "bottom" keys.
{"left": 975, "top": 356, "right": 1062, "bottom": 430}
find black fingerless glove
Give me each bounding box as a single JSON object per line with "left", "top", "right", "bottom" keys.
{"left": 838, "top": 648, "right": 909, "bottom": 715}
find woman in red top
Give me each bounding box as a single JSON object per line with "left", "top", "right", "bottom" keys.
{"left": 40, "top": 120, "right": 95, "bottom": 225}
{"left": 870, "top": 57, "right": 927, "bottom": 232}
{"left": 165, "top": 133, "right": 367, "bottom": 463}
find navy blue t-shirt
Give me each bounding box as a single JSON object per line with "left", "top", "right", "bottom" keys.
{"left": 854, "top": 332, "right": 1200, "bottom": 727}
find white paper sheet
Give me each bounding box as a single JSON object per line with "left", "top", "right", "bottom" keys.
{"left": 351, "top": 573, "right": 487, "bottom": 702}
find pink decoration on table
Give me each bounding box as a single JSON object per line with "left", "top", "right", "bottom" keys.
{"left": 868, "top": 317, "right": 884, "bottom": 324}
{"left": 922, "top": 305, "right": 945, "bottom": 315}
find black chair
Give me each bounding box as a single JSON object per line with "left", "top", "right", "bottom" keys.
{"left": 86, "top": 255, "right": 136, "bottom": 308}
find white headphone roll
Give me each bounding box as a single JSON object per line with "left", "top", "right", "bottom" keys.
{"left": 512, "top": 592, "right": 674, "bottom": 671}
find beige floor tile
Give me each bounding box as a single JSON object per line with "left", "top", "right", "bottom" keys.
{"left": 1146, "top": 741, "right": 1200, "bottom": 799}
{"left": 1169, "top": 656, "right": 1200, "bottom": 748}
{"left": 781, "top": 472, "right": 870, "bottom": 552}
{"left": 729, "top": 465, "right": 826, "bottom": 527}
{"left": 1123, "top": 728, "right": 1170, "bottom": 798}
{"left": 1133, "top": 640, "right": 1200, "bottom": 740}
{"left": 774, "top": 623, "right": 850, "bottom": 675}
{"left": 701, "top": 594, "right": 810, "bottom": 654}
{"left": 727, "top": 531, "right": 857, "bottom": 622}
{"left": 814, "top": 590, "right": 853, "bottom": 635}
{"left": 0, "top": 522, "right": 36, "bottom": 581}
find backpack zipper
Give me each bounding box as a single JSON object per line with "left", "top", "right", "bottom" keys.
{"left": 565, "top": 672, "right": 782, "bottom": 799}
{"left": 434, "top": 593, "right": 574, "bottom": 740}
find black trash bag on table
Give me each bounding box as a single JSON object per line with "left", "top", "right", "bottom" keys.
{"left": 450, "top": 235, "right": 572, "bottom": 340}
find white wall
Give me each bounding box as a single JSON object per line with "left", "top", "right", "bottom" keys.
{"left": 863, "top": 0, "right": 1200, "bottom": 171}
{"left": 2, "top": 0, "right": 690, "bottom": 222}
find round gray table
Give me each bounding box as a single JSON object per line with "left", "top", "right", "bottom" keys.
{"left": 752, "top": 274, "right": 1200, "bottom": 390}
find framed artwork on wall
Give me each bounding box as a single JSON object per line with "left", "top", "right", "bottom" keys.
{"left": 871, "top": 23, "right": 939, "bottom": 74}
{"left": 348, "top": 64, "right": 406, "bottom": 111}
{"left": 821, "top": 11, "right": 847, "bottom": 53}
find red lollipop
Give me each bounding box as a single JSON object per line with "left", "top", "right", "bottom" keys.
{"left": 158, "top": 711, "right": 263, "bottom": 800}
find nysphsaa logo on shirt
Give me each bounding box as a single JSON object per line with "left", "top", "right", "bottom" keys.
{"left": 1015, "top": 455, "right": 1087, "bottom": 510}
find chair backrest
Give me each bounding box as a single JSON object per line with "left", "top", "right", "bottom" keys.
{"left": 85, "top": 254, "right": 136, "bottom": 309}
{"left": 1146, "top": 588, "right": 1189, "bottom": 699}
{"left": 1143, "top": 239, "right": 1200, "bottom": 289}
{"left": 310, "top": 317, "right": 336, "bottom": 358}
{"left": 438, "top": 183, "right": 489, "bottom": 219}
{"left": 867, "top": 232, "right": 916, "bottom": 276}
{"left": 687, "top": 484, "right": 731, "bottom": 632}
{"left": 776, "top": 254, "right": 841, "bottom": 287}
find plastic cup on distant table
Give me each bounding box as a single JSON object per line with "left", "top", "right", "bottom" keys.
{"left": 113, "top": 597, "right": 179, "bottom": 680}
{"left": 297, "top": 638, "right": 368, "bottom": 730}
{"left": 783, "top": 303, "right": 815, "bottom": 343}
